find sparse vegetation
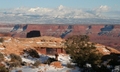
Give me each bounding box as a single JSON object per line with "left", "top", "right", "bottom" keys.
{"left": 9, "top": 60, "right": 21, "bottom": 68}
{"left": 0, "top": 37, "right": 4, "bottom": 43}
{"left": 23, "top": 48, "right": 40, "bottom": 58}
{"left": 65, "top": 35, "right": 103, "bottom": 70}
{"left": 0, "top": 66, "right": 9, "bottom": 72}
{"left": 16, "top": 70, "right": 22, "bottom": 72}
{"left": 44, "top": 58, "right": 57, "bottom": 65}
{"left": 8, "top": 53, "right": 22, "bottom": 68}
{"left": 0, "top": 35, "right": 119, "bottom": 72}
{"left": 0, "top": 53, "right": 4, "bottom": 61}
{"left": 66, "top": 63, "right": 74, "bottom": 68}
{"left": 33, "top": 60, "right": 41, "bottom": 67}
{"left": 21, "top": 61, "right": 27, "bottom": 66}
{"left": 10, "top": 53, "right": 22, "bottom": 63}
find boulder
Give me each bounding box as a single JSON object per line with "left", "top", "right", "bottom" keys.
{"left": 50, "top": 61, "right": 62, "bottom": 68}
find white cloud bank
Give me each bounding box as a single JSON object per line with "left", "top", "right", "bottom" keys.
{"left": 0, "top": 5, "right": 120, "bottom": 24}
{"left": 95, "top": 5, "right": 110, "bottom": 12}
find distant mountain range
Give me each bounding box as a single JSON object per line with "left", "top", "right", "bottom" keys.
{"left": 0, "top": 5, "right": 120, "bottom": 24}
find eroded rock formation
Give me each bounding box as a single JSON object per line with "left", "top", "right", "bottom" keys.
{"left": 0, "top": 24, "right": 120, "bottom": 50}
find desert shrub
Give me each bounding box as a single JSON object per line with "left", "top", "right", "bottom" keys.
{"left": 65, "top": 35, "right": 103, "bottom": 69}
{"left": 0, "top": 66, "right": 9, "bottom": 72}
{"left": 44, "top": 58, "right": 57, "bottom": 65}
{"left": 10, "top": 53, "right": 22, "bottom": 63}
{"left": 38, "top": 70, "right": 43, "bottom": 72}
{"left": 24, "top": 49, "right": 40, "bottom": 58}
{"left": 0, "top": 37, "right": 4, "bottom": 43}
{"left": 0, "top": 52, "right": 4, "bottom": 61}
{"left": 66, "top": 63, "right": 74, "bottom": 68}
{"left": 16, "top": 70, "right": 22, "bottom": 72}
{"left": 9, "top": 60, "right": 21, "bottom": 68}
{"left": 9, "top": 53, "right": 22, "bottom": 68}
{"left": 21, "top": 61, "right": 27, "bottom": 66}
{"left": 33, "top": 60, "right": 41, "bottom": 67}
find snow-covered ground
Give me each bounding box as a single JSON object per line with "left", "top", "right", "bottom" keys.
{"left": 11, "top": 54, "right": 80, "bottom": 72}
{"left": 11, "top": 65, "right": 79, "bottom": 72}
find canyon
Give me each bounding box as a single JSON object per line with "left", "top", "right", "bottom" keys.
{"left": 0, "top": 24, "right": 120, "bottom": 51}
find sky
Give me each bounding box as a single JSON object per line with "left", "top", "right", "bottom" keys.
{"left": 0, "top": 0, "right": 120, "bottom": 10}
{"left": 0, "top": 0, "right": 120, "bottom": 24}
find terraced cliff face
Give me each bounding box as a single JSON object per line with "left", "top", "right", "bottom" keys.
{"left": 0, "top": 24, "right": 120, "bottom": 50}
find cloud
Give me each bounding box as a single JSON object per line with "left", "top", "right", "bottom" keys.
{"left": 3, "top": 5, "right": 98, "bottom": 18}
{"left": 95, "top": 5, "right": 110, "bottom": 12}
{"left": 58, "top": 5, "right": 65, "bottom": 10}
{"left": 91, "top": 5, "right": 111, "bottom": 18}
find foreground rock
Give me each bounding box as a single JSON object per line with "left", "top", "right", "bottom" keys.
{"left": 50, "top": 61, "right": 63, "bottom": 68}
{"left": 0, "top": 36, "right": 65, "bottom": 55}
{"left": 0, "top": 36, "right": 119, "bottom": 56}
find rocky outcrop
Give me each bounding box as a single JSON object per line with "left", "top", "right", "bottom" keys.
{"left": 0, "top": 36, "right": 65, "bottom": 55}
{"left": 0, "top": 33, "right": 11, "bottom": 37}
{"left": 0, "top": 36, "right": 119, "bottom": 56}
{"left": 50, "top": 61, "right": 62, "bottom": 68}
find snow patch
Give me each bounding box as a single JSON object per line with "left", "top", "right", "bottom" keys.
{"left": 0, "top": 47, "right": 5, "bottom": 50}
{"left": 4, "top": 38, "right": 11, "bottom": 42}
{"left": 102, "top": 47, "right": 110, "bottom": 53}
